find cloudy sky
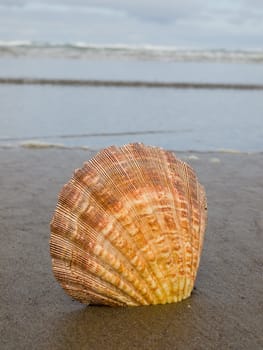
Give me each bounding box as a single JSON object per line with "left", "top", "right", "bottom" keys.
{"left": 0, "top": 0, "right": 263, "bottom": 48}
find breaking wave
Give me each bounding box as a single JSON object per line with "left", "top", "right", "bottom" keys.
{"left": 0, "top": 41, "right": 263, "bottom": 63}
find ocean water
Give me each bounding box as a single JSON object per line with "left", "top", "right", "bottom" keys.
{"left": 0, "top": 3, "right": 263, "bottom": 152}
{"left": 0, "top": 55, "right": 263, "bottom": 151}
{"left": 1, "top": 56, "right": 263, "bottom": 85}
{"left": 1, "top": 75, "right": 263, "bottom": 151}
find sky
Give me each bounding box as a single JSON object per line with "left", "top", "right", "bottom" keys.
{"left": 0, "top": 0, "right": 262, "bottom": 48}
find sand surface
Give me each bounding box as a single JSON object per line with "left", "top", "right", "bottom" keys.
{"left": 0, "top": 148, "right": 262, "bottom": 349}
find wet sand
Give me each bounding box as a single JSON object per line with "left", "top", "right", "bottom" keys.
{"left": 0, "top": 148, "right": 262, "bottom": 349}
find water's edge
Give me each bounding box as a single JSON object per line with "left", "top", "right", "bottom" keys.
{"left": 0, "top": 142, "right": 262, "bottom": 155}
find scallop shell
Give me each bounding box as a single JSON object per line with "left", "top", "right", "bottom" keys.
{"left": 50, "top": 143, "right": 207, "bottom": 306}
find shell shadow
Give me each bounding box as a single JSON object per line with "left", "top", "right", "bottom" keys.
{"left": 49, "top": 294, "right": 200, "bottom": 350}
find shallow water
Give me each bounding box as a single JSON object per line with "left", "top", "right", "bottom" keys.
{"left": 1, "top": 83, "right": 262, "bottom": 151}
{"left": 1, "top": 57, "right": 263, "bottom": 84}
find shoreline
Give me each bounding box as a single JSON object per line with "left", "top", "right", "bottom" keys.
{"left": 0, "top": 141, "right": 262, "bottom": 155}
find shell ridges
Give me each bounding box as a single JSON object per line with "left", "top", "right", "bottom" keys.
{"left": 50, "top": 143, "right": 207, "bottom": 306}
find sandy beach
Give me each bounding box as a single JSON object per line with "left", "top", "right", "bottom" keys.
{"left": 0, "top": 147, "right": 262, "bottom": 350}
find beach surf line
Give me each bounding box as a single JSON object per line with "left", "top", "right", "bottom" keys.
{"left": 0, "top": 129, "right": 192, "bottom": 143}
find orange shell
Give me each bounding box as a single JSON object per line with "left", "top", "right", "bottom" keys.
{"left": 50, "top": 143, "right": 207, "bottom": 306}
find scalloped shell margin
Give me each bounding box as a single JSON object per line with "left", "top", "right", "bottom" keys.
{"left": 50, "top": 143, "right": 207, "bottom": 306}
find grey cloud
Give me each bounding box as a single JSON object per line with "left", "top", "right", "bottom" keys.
{"left": 24, "top": 0, "right": 207, "bottom": 22}
{"left": 3, "top": 0, "right": 262, "bottom": 26}
{"left": 1, "top": 0, "right": 262, "bottom": 48}
{"left": 85, "top": 0, "right": 206, "bottom": 22}
{"left": 242, "top": 0, "right": 263, "bottom": 8}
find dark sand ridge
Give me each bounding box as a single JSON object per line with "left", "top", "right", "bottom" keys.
{"left": 1, "top": 77, "right": 263, "bottom": 90}
{"left": 0, "top": 148, "right": 262, "bottom": 350}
